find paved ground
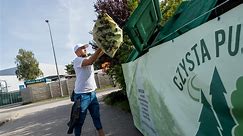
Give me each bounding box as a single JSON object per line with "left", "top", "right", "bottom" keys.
{"left": 0, "top": 89, "right": 143, "bottom": 136}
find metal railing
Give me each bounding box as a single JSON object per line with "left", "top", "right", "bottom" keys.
{"left": 0, "top": 91, "right": 22, "bottom": 106}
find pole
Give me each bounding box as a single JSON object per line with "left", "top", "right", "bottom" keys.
{"left": 45, "top": 20, "right": 63, "bottom": 97}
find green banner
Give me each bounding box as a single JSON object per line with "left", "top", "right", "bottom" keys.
{"left": 122, "top": 5, "right": 243, "bottom": 136}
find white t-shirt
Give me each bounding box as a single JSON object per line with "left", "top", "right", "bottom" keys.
{"left": 73, "top": 57, "right": 97, "bottom": 94}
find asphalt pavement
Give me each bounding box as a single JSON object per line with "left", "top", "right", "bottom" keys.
{"left": 0, "top": 89, "right": 143, "bottom": 136}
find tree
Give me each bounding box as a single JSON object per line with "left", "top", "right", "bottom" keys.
{"left": 196, "top": 90, "right": 221, "bottom": 136}
{"left": 94, "top": 0, "right": 138, "bottom": 28}
{"left": 210, "top": 67, "right": 236, "bottom": 136}
{"left": 65, "top": 63, "right": 75, "bottom": 75}
{"left": 15, "top": 49, "right": 43, "bottom": 80}
{"left": 160, "top": 0, "right": 182, "bottom": 25}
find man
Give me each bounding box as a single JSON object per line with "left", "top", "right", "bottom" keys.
{"left": 72, "top": 43, "right": 105, "bottom": 136}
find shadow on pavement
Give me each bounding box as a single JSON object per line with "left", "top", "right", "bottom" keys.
{"left": 0, "top": 101, "right": 142, "bottom": 136}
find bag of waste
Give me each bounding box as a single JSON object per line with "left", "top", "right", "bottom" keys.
{"left": 93, "top": 13, "right": 123, "bottom": 58}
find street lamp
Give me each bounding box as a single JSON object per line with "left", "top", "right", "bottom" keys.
{"left": 45, "top": 19, "right": 63, "bottom": 97}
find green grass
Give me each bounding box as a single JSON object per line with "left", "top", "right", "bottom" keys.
{"left": 103, "top": 90, "right": 131, "bottom": 112}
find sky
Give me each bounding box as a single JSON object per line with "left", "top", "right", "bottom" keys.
{"left": 0, "top": 0, "right": 97, "bottom": 70}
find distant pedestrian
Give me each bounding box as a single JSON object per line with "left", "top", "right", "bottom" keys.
{"left": 71, "top": 43, "right": 105, "bottom": 136}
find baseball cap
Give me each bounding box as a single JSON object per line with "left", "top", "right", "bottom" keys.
{"left": 74, "top": 43, "right": 89, "bottom": 52}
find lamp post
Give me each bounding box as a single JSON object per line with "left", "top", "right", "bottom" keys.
{"left": 45, "top": 19, "right": 63, "bottom": 97}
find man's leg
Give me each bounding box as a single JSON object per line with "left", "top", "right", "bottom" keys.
{"left": 74, "top": 110, "right": 87, "bottom": 136}
{"left": 88, "top": 92, "right": 105, "bottom": 136}
{"left": 74, "top": 94, "right": 89, "bottom": 136}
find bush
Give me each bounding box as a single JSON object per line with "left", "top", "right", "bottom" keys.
{"left": 103, "top": 91, "right": 130, "bottom": 112}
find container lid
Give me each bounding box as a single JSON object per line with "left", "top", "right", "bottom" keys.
{"left": 124, "top": 0, "right": 161, "bottom": 53}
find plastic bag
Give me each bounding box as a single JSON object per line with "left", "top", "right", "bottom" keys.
{"left": 93, "top": 13, "right": 123, "bottom": 58}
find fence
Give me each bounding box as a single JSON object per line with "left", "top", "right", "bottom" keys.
{"left": 0, "top": 72, "right": 114, "bottom": 106}
{"left": 0, "top": 91, "right": 22, "bottom": 106}
{"left": 21, "top": 73, "right": 114, "bottom": 104}
{"left": 21, "top": 79, "right": 73, "bottom": 104}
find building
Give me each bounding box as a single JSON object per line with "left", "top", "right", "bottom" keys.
{"left": 0, "top": 63, "right": 66, "bottom": 92}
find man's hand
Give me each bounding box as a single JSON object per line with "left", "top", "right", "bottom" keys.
{"left": 98, "top": 49, "right": 104, "bottom": 58}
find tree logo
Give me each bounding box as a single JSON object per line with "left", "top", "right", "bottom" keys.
{"left": 196, "top": 67, "right": 240, "bottom": 136}
{"left": 231, "top": 76, "right": 243, "bottom": 136}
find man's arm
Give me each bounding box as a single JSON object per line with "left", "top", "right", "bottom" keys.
{"left": 81, "top": 48, "right": 103, "bottom": 66}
